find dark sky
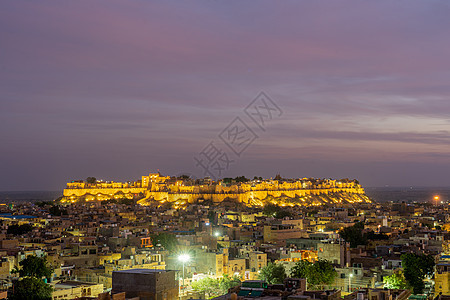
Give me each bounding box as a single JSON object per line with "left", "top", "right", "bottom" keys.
{"left": 2, "top": 1, "right": 450, "bottom": 191}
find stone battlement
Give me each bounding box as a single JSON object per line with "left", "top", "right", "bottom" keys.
{"left": 61, "top": 173, "right": 370, "bottom": 206}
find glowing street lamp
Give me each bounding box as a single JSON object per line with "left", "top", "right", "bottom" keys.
{"left": 434, "top": 195, "right": 440, "bottom": 206}
{"left": 178, "top": 254, "right": 190, "bottom": 298}
{"left": 349, "top": 273, "right": 353, "bottom": 292}
{"left": 214, "top": 231, "right": 220, "bottom": 237}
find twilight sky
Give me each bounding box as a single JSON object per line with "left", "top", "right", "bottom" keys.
{"left": 2, "top": 1, "right": 450, "bottom": 191}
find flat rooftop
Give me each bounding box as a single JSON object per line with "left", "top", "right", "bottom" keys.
{"left": 54, "top": 281, "right": 98, "bottom": 289}
{"left": 113, "top": 268, "right": 172, "bottom": 274}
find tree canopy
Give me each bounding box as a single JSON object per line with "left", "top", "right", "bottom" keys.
{"left": 49, "top": 205, "right": 68, "bottom": 216}
{"left": 191, "top": 275, "right": 241, "bottom": 299}
{"left": 13, "top": 255, "right": 54, "bottom": 279}
{"left": 35, "top": 201, "right": 53, "bottom": 208}
{"left": 192, "top": 276, "right": 219, "bottom": 298}
{"left": 10, "top": 256, "right": 54, "bottom": 300}
{"left": 207, "top": 211, "right": 216, "bottom": 225}
{"left": 339, "top": 222, "right": 389, "bottom": 248}
{"left": 290, "top": 259, "right": 337, "bottom": 289}
{"left": 222, "top": 176, "right": 250, "bottom": 184}
{"left": 150, "top": 232, "right": 178, "bottom": 252}
{"left": 383, "top": 270, "right": 408, "bottom": 290}
{"left": 9, "top": 277, "right": 53, "bottom": 300}
{"left": 339, "top": 222, "right": 365, "bottom": 248}
{"left": 86, "top": 177, "right": 97, "bottom": 184}
{"left": 263, "top": 203, "right": 292, "bottom": 219}
{"left": 7, "top": 223, "right": 34, "bottom": 236}
{"left": 401, "top": 253, "right": 435, "bottom": 294}
{"left": 219, "top": 275, "right": 241, "bottom": 294}
{"left": 258, "top": 262, "right": 287, "bottom": 284}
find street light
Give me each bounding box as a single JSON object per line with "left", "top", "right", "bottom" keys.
{"left": 434, "top": 195, "right": 440, "bottom": 206}
{"left": 214, "top": 231, "right": 220, "bottom": 237}
{"left": 178, "top": 254, "right": 190, "bottom": 298}
{"left": 349, "top": 273, "right": 353, "bottom": 293}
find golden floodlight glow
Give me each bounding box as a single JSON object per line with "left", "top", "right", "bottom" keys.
{"left": 434, "top": 195, "right": 440, "bottom": 200}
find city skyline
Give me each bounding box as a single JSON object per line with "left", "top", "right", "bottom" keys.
{"left": 2, "top": 1, "right": 450, "bottom": 190}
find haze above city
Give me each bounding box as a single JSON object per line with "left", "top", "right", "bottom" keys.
{"left": 2, "top": 1, "right": 450, "bottom": 191}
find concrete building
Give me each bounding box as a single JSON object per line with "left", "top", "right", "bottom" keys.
{"left": 248, "top": 251, "right": 267, "bottom": 273}
{"left": 435, "top": 263, "right": 450, "bottom": 296}
{"left": 51, "top": 281, "right": 103, "bottom": 300}
{"left": 196, "top": 249, "right": 228, "bottom": 277}
{"left": 112, "top": 269, "right": 178, "bottom": 300}
{"left": 317, "top": 242, "right": 350, "bottom": 267}
{"left": 228, "top": 258, "right": 246, "bottom": 277}
{"left": 264, "top": 224, "right": 307, "bottom": 245}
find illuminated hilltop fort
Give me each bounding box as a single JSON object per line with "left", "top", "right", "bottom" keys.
{"left": 62, "top": 173, "right": 371, "bottom": 207}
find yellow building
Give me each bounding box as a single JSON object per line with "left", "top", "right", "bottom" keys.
{"left": 0, "top": 256, "right": 14, "bottom": 280}
{"left": 228, "top": 258, "right": 246, "bottom": 278}
{"left": 52, "top": 281, "right": 103, "bottom": 300}
{"left": 263, "top": 224, "right": 308, "bottom": 245}
{"left": 248, "top": 252, "right": 267, "bottom": 273}
{"left": 195, "top": 248, "right": 229, "bottom": 277}
{"left": 436, "top": 263, "right": 450, "bottom": 296}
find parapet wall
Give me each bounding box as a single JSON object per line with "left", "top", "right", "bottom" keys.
{"left": 142, "top": 187, "right": 367, "bottom": 205}
{"left": 62, "top": 175, "right": 370, "bottom": 206}
{"left": 63, "top": 188, "right": 146, "bottom": 197}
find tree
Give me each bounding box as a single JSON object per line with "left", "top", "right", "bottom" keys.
{"left": 339, "top": 222, "right": 390, "bottom": 248}
{"left": 234, "top": 176, "right": 249, "bottom": 183}
{"left": 35, "top": 201, "right": 52, "bottom": 208}
{"left": 117, "top": 198, "right": 135, "bottom": 205}
{"left": 383, "top": 270, "right": 408, "bottom": 289}
{"left": 7, "top": 224, "right": 34, "bottom": 236}
{"left": 263, "top": 203, "right": 292, "bottom": 219}
{"left": 192, "top": 275, "right": 241, "bottom": 299}
{"left": 291, "top": 259, "right": 337, "bottom": 289}
{"left": 258, "top": 262, "right": 287, "bottom": 284}
{"left": 49, "top": 205, "right": 68, "bottom": 216}
{"left": 207, "top": 211, "right": 216, "bottom": 225}
{"left": 263, "top": 203, "right": 279, "bottom": 216}
{"left": 9, "top": 277, "right": 53, "bottom": 300}
{"left": 401, "top": 253, "right": 435, "bottom": 294}
{"left": 191, "top": 277, "right": 220, "bottom": 298}
{"left": 276, "top": 209, "right": 293, "bottom": 219}
{"left": 222, "top": 178, "right": 232, "bottom": 185}
{"left": 339, "top": 222, "right": 366, "bottom": 248}
{"left": 219, "top": 275, "right": 241, "bottom": 294}
{"left": 339, "top": 222, "right": 389, "bottom": 248}
{"left": 86, "top": 177, "right": 96, "bottom": 184}
{"left": 150, "top": 233, "right": 178, "bottom": 252}
{"left": 10, "top": 256, "right": 54, "bottom": 300}
{"left": 13, "top": 255, "right": 54, "bottom": 279}
{"left": 290, "top": 259, "right": 310, "bottom": 279}
{"left": 312, "top": 259, "right": 338, "bottom": 288}
{"left": 365, "top": 231, "right": 389, "bottom": 241}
